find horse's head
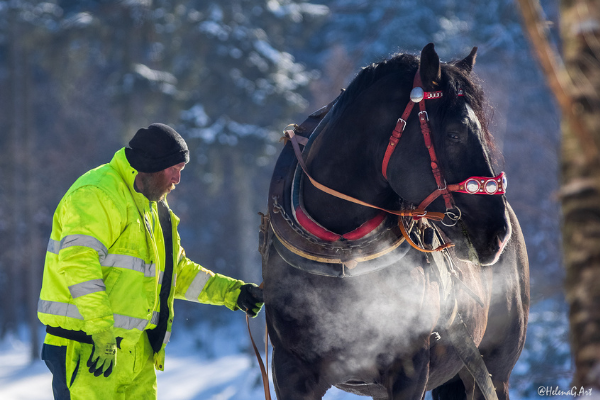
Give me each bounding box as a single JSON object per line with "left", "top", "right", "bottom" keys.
{"left": 384, "top": 44, "right": 510, "bottom": 266}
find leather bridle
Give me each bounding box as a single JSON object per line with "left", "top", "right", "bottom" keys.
{"left": 285, "top": 69, "right": 506, "bottom": 252}
{"left": 381, "top": 70, "right": 506, "bottom": 227}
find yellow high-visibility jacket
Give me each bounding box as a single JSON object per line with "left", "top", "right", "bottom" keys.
{"left": 38, "top": 148, "right": 245, "bottom": 370}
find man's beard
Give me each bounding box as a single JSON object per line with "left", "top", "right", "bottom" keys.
{"left": 139, "top": 172, "right": 175, "bottom": 202}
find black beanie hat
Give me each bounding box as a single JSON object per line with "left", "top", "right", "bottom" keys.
{"left": 125, "top": 123, "right": 189, "bottom": 173}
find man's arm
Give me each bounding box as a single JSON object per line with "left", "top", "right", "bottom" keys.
{"left": 53, "top": 186, "right": 124, "bottom": 334}
{"left": 174, "top": 249, "right": 245, "bottom": 311}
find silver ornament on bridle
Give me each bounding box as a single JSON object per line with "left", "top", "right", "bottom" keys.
{"left": 410, "top": 87, "right": 425, "bottom": 103}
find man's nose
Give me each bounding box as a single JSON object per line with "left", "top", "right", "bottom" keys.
{"left": 172, "top": 171, "right": 181, "bottom": 184}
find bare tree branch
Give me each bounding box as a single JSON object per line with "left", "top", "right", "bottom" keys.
{"left": 516, "top": 0, "right": 599, "bottom": 164}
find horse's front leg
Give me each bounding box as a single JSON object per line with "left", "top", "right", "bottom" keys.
{"left": 386, "top": 334, "right": 431, "bottom": 400}
{"left": 272, "top": 344, "right": 329, "bottom": 400}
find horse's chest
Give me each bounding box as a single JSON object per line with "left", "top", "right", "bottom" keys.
{"left": 268, "top": 262, "right": 441, "bottom": 362}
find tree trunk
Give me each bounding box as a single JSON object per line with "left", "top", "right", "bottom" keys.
{"left": 560, "top": 0, "right": 600, "bottom": 389}
{"left": 517, "top": 0, "right": 600, "bottom": 388}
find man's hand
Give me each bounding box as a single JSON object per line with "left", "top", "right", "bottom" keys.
{"left": 87, "top": 328, "right": 117, "bottom": 377}
{"left": 237, "top": 283, "right": 264, "bottom": 318}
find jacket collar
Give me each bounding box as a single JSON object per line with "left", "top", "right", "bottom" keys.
{"left": 110, "top": 148, "right": 155, "bottom": 211}
{"left": 110, "top": 148, "right": 137, "bottom": 187}
{"left": 109, "top": 148, "right": 177, "bottom": 217}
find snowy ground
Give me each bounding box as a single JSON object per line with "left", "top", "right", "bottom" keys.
{"left": 0, "top": 321, "right": 358, "bottom": 400}
{"left": 0, "top": 307, "right": 572, "bottom": 400}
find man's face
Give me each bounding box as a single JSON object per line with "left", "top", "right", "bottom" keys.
{"left": 137, "top": 162, "right": 185, "bottom": 202}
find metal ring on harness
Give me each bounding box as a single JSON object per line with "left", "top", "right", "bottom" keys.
{"left": 442, "top": 206, "right": 462, "bottom": 227}
{"left": 283, "top": 123, "right": 299, "bottom": 134}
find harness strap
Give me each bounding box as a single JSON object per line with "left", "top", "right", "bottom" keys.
{"left": 425, "top": 232, "right": 496, "bottom": 400}
{"left": 445, "top": 313, "right": 499, "bottom": 400}
{"left": 414, "top": 74, "right": 455, "bottom": 210}
{"left": 382, "top": 70, "right": 465, "bottom": 212}
{"left": 382, "top": 100, "right": 415, "bottom": 179}
{"left": 286, "top": 129, "right": 445, "bottom": 222}
{"left": 417, "top": 183, "right": 461, "bottom": 210}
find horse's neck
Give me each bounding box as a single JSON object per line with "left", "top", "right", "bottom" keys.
{"left": 300, "top": 129, "right": 395, "bottom": 234}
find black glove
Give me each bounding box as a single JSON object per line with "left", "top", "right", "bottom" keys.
{"left": 237, "top": 283, "right": 264, "bottom": 318}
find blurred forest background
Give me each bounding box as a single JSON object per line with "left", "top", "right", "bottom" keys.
{"left": 0, "top": 0, "right": 568, "bottom": 397}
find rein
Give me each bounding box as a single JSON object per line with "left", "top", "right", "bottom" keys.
{"left": 285, "top": 129, "right": 445, "bottom": 222}
{"left": 285, "top": 129, "right": 452, "bottom": 253}
{"left": 247, "top": 314, "right": 271, "bottom": 400}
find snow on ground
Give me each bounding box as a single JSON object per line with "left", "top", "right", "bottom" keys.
{"left": 0, "top": 317, "right": 551, "bottom": 400}
{"left": 0, "top": 327, "right": 359, "bottom": 400}
{"left": 0, "top": 336, "right": 51, "bottom": 400}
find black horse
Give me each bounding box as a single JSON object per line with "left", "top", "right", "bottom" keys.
{"left": 261, "top": 43, "right": 529, "bottom": 400}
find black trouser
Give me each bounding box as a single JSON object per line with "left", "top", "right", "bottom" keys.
{"left": 42, "top": 343, "right": 80, "bottom": 400}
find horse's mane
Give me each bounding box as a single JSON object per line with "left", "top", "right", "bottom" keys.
{"left": 329, "top": 53, "right": 418, "bottom": 121}
{"left": 329, "top": 52, "right": 498, "bottom": 163}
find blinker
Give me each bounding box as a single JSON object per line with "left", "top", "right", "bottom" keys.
{"left": 455, "top": 172, "right": 507, "bottom": 195}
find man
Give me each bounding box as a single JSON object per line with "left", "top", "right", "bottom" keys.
{"left": 38, "top": 123, "right": 264, "bottom": 400}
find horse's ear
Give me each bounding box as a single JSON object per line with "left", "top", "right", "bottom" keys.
{"left": 419, "top": 43, "right": 442, "bottom": 90}
{"left": 455, "top": 47, "right": 478, "bottom": 73}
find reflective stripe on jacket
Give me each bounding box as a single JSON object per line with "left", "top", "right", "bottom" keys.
{"left": 38, "top": 148, "right": 245, "bottom": 370}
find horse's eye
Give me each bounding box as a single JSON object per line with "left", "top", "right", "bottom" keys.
{"left": 447, "top": 132, "right": 460, "bottom": 141}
